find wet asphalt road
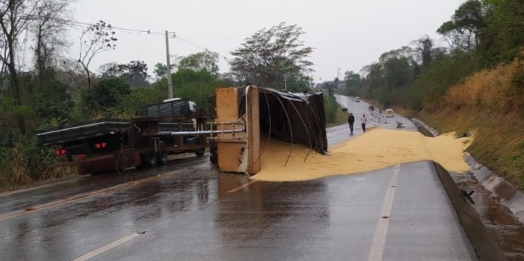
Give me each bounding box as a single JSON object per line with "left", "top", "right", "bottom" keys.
{"left": 0, "top": 161, "right": 477, "bottom": 261}
{"left": 0, "top": 96, "right": 482, "bottom": 261}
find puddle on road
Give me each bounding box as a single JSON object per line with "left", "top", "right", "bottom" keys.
{"left": 252, "top": 128, "right": 472, "bottom": 182}
{"left": 454, "top": 173, "right": 524, "bottom": 261}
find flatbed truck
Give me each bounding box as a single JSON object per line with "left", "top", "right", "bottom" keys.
{"left": 36, "top": 98, "right": 215, "bottom": 175}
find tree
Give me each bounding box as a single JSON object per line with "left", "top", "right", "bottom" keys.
{"left": 229, "top": 22, "right": 314, "bottom": 88}
{"left": 102, "top": 60, "right": 149, "bottom": 86}
{"left": 0, "top": 0, "right": 40, "bottom": 134}
{"left": 153, "top": 63, "right": 167, "bottom": 78}
{"left": 78, "top": 20, "right": 117, "bottom": 90}
{"left": 32, "top": 0, "right": 73, "bottom": 90}
{"left": 82, "top": 78, "right": 131, "bottom": 113}
{"left": 344, "top": 71, "right": 361, "bottom": 96}
{"left": 480, "top": 0, "right": 524, "bottom": 65}
{"left": 412, "top": 36, "right": 433, "bottom": 68}
{"left": 437, "top": 0, "right": 485, "bottom": 52}
{"left": 178, "top": 51, "right": 219, "bottom": 75}
{"left": 282, "top": 73, "right": 313, "bottom": 92}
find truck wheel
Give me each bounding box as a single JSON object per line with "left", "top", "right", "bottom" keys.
{"left": 140, "top": 152, "right": 158, "bottom": 168}
{"left": 210, "top": 153, "right": 217, "bottom": 164}
{"left": 157, "top": 142, "right": 168, "bottom": 165}
{"left": 194, "top": 149, "right": 205, "bottom": 157}
{"left": 209, "top": 142, "right": 217, "bottom": 154}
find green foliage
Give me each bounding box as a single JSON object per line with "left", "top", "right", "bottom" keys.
{"left": 437, "top": 0, "right": 484, "bottom": 52}
{"left": 178, "top": 51, "right": 220, "bottom": 75}
{"left": 82, "top": 78, "right": 131, "bottom": 115}
{"left": 283, "top": 74, "right": 313, "bottom": 92}
{"left": 480, "top": 0, "right": 524, "bottom": 65}
{"left": 0, "top": 132, "right": 63, "bottom": 189}
{"left": 344, "top": 71, "right": 361, "bottom": 96}
{"left": 324, "top": 94, "right": 337, "bottom": 123}
{"left": 33, "top": 79, "right": 75, "bottom": 126}
{"left": 114, "top": 85, "right": 166, "bottom": 116}
{"left": 154, "top": 63, "right": 168, "bottom": 78}
{"left": 409, "top": 51, "right": 478, "bottom": 109}
{"left": 229, "top": 22, "right": 314, "bottom": 87}
{"left": 101, "top": 61, "right": 150, "bottom": 87}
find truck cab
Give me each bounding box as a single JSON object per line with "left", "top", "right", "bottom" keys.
{"left": 163, "top": 98, "right": 198, "bottom": 112}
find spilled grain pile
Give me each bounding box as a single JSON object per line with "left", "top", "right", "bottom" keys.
{"left": 252, "top": 128, "right": 472, "bottom": 181}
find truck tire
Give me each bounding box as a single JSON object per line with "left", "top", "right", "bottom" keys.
{"left": 157, "top": 142, "right": 167, "bottom": 165}
{"left": 210, "top": 153, "right": 217, "bottom": 164}
{"left": 210, "top": 141, "right": 217, "bottom": 152}
{"left": 194, "top": 149, "right": 205, "bottom": 157}
{"left": 140, "top": 152, "right": 158, "bottom": 168}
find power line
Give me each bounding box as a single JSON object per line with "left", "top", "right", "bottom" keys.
{"left": 21, "top": 14, "right": 164, "bottom": 36}
{"left": 21, "top": 13, "right": 231, "bottom": 61}
{"left": 173, "top": 34, "right": 231, "bottom": 62}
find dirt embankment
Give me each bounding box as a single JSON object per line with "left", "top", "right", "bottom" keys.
{"left": 418, "top": 58, "right": 524, "bottom": 190}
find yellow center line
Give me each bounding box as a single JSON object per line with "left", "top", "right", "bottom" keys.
{"left": 71, "top": 232, "right": 142, "bottom": 261}
{"left": 0, "top": 169, "right": 185, "bottom": 221}
{"left": 228, "top": 180, "right": 258, "bottom": 193}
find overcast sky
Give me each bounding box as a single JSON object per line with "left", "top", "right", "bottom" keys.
{"left": 70, "top": 0, "right": 462, "bottom": 82}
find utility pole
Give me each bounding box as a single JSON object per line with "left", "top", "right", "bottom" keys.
{"left": 165, "top": 31, "right": 174, "bottom": 99}
{"left": 284, "top": 74, "right": 287, "bottom": 91}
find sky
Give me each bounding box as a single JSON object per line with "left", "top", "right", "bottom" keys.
{"left": 69, "top": 0, "right": 463, "bottom": 83}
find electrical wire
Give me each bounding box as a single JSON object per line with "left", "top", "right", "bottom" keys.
{"left": 22, "top": 13, "right": 231, "bottom": 60}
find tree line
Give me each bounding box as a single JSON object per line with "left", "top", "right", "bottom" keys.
{"left": 342, "top": 0, "right": 524, "bottom": 111}
{"left": 0, "top": 0, "right": 316, "bottom": 188}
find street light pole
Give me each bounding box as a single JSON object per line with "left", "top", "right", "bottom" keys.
{"left": 165, "top": 31, "right": 174, "bottom": 99}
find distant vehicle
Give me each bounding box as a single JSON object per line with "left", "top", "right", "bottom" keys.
{"left": 386, "top": 109, "right": 394, "bottom": 118}
{"left": 342, "top": 107, "right": 348, "bottom": 112}
{"left": 355, "top": 97, "right": 360, "bottom": 102}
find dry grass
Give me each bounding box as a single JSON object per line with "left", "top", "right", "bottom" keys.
{"left": 445, "top": 58, "right": 524, "bottom": 114}
{"left": 0, "top": 142, "right": 77, "bottom": 193}
{"left": 419, "top": 56, "right": 524, "bottom": 189}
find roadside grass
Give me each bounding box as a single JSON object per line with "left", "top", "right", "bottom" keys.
{"left": 418, "top": 56, "right": 524, "bottom": 190}
{"left": 0, "top": 139, "right": 77, "bottom": 193}
{"left": 326, "top": 105, "right": 348, "bottom": 128}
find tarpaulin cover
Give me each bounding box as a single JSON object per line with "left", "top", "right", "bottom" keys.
{"left": 239, "top": 86, "right": 328, "bottom": 154}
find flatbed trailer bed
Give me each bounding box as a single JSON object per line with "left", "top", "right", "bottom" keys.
{"left": 36, "top": 119, "right": 131, "bottom": 146}
{"left": 37, "top": 98, "right": 216, "bottom": 175}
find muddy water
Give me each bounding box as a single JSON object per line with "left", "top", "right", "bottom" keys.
{"left": 453, "top": 172, "right": 524, "bottom": 261}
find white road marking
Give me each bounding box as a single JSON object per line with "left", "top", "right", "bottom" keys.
{"left": 71, "top": 233, "right": 141, "bottom": 261}
{"left": 368, "top": 164, "right": 401, "bottom": 261}
{"left": 228, "top": 180, "right": 258, "bottom": 193}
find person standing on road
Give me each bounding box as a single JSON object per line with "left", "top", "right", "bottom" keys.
{"left": 361, "top": 114, "right": 368, "bottom": 133}
{"left": 347, "top": 113, "right": 355, "bottom": 135}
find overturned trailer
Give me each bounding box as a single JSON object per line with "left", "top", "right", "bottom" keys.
{"left": 210, "top": 86, "right": 328, "bottom": 175}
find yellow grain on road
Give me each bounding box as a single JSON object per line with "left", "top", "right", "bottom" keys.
{"left": 252, "top": 128, "right": 472, "bottom": 182}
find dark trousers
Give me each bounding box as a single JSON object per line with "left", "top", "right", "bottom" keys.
{"left": 349, "top": 122, "right": 354, "bottom": 133}
{"left": 362, "top": 123, "right": 366, "bottom": 133}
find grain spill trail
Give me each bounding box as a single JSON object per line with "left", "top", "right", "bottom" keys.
{"left": 252, "top": 128, "right": 472, "bottom": 182}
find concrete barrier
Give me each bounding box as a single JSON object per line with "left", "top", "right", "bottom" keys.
{"left": 433, "top": 162, "right": 507, "bottom": 261}
{"left": 411, "top": 118, "right": 440, "bottom": 137}
{"left": 464, "top": 153, "right": 524, "bottom": 225}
